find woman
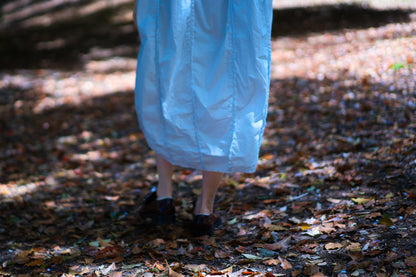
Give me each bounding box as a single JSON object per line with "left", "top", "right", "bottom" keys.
{"left": 133, "top": 0, "right": 273, "bottom": 235}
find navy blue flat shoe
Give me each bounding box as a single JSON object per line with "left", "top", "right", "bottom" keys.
{"left": 192, "top": 213, "right": 221, "bottom": 236}
{"left": 139, "top": 191, "right": 175, "bottom": 225}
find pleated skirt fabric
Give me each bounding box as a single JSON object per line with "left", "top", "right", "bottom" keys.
{"left": 134, "top": 0, "right": 273, "bottom": 173}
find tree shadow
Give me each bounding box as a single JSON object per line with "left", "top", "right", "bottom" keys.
{"left": 0, "top": 0, "right": 138, "bottom": 70}
{"left": 0, "top": 1, "right": 414, "bottom": 69}
{"left": 272, "top": 3, "right": 413, "bottom": 37}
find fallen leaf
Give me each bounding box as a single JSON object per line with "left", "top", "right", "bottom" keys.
{"left": 242, "top": 253, "right": 262, "bottom": 260}
{"left": 209, "top": 266, "right": 233, "bottom": 275}
{"left": 102, "top": 263, "right": 117, "bottom": 275}
{"left": 346, "top": 242, "right": 362, "bottom": 252}
{"left": 263, "top": 258, "right": 280, "bottom": 266}
{"left": 169, "top": 268, "right": 185, "bottom": 277}
{"left": 305, "top": 228, "right": 321, "bottom": 237}
{"left": 381, "top": 217, "right": 395, "bottom": 227}
{"left": 279, "top": 256, "right": 293, "bottom": 269}
{"left": 122, "top": 263, "right": 143, "bottom": 269}
{"left": 325, "top": 242, "right": 343, "bottom": 250}
{"left": 184, "top": 264, "right": 207, "bottom": 272}
{"left": 405, "top": 257, "right": 416, "bottom": 267}
{"left": 12, "top": 250, "right": 32, "bottom": 264}
{"left": 327, "top": 198, "right": 342, "bottom": 204}
{"left": 384, "top": 251, "right": 400, "bottom": 263}
{"left": 150, "top": 238, "right": 165, "bottom": 247}
{"left": 25, "top": 259, "right": 44, "bottom": 266}
{"left": 317, "top": 224, "right": 336, "bottom": 234}
{"left": 96, "top": 245, "right": 124, "bottom": 259}
{"left": 49, "top": 256, "right": 63, "bottom": 265}
{"left": 243, "top": 210, "right": 273, "bottom": 220}
{"left": 214, "top": 250, "right": 231, "bottom": 259}
{"left": 98, "top": 237, "right": 112, "bottom": 247}
{"left": 297, "top": 222, "right": 312, "bottom": 230}
{"left": 263, "top": 223, "right": 287, "bottom": 231}
{"left": 352, "top": 198, "right": 372, "bottom": 204}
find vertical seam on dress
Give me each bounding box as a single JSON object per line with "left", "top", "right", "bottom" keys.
{"left": 155, "top": 0, "right": 172, "bottom": 161}
{"left": 226, "top": 0, "right": 237, "bottom": 172}
{"left": 190, "top": 0, "right": 205, "bottom": 169}
{"left": 258, "top": 1, "right": 272, "bottom": 149}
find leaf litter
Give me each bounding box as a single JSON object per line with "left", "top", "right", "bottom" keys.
{"left": 1, "top": 1, "right": 416, "bottom": 276}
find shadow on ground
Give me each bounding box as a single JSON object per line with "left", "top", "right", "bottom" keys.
{"left": 0, "top": 1, "right": 414, "bottom": 69}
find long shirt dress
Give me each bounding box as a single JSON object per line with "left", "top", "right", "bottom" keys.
{"left": 135, "top": 0, "right": 273, "bottom": 173}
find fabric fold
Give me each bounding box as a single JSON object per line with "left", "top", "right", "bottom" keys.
{"left": 135, "top": 0, "right": 273, "bottom": 173}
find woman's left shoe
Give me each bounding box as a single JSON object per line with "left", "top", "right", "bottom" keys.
{"left": 191, "top": 213, "right": 221, "bottom": 236}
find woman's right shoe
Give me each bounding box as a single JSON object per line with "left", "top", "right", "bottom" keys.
{"left": 138, "top": 191, "right": 175, "bottom": 225}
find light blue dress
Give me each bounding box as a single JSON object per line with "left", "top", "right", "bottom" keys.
{"left": 135, "top": 0, "right": 273, "bottom": 173}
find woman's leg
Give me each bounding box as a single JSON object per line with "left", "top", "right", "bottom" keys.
{"left": 195, "top": 171, "right": 223, "bottom": 215}
{"left": 155, "top": 154, "right": 174, "bottom": 199}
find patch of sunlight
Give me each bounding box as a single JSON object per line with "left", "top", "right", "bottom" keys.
{"left": 0, "top": 60, "right": 136, "bottom": 113}
{"left": 36, "top": 38, "right": 67, "bottom": 50}
{"left": 2, "top": 0, "right": 133, "bottom": 29}
{"left": 0, "top": 182, "right": 40, "bottom": 200}
{"left": 34, "top": 70, "right": 135, "bottom": 113}
{"left": 85, "top": 57, "right": 137, "bottom": 73}
{"left": 2, "top": 0, "right": 80, "bottom": 23}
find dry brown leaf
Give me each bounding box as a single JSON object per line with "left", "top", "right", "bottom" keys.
{"left": 154, "top": 262, "right": 165, "bottom": 271}
{"left": 303, "top": 265, "right": 319, "bottom": 276}
{"left": 214, "top": 250, "right": 230, "bottom": 259}
{"left": 12, "top": 250, "right": 33, "bottom": 265}
{"left": 384, "top": 251, "right": 400, "bottom": 263}
{"left": 150, "top": 238, "right": 165, "bottom": 247}
{"left": 352, "top": 198, "right": 372, "bottom": 204}
{"left": 208, "top": 266, "right": 233, "bottom": 276}
{"left": 256, "top": 236, "right": 291, "bottom": 251}
{"left": 325, "top": 242, "right": 343, "bottom": 250}
{"left": 346, "top": 242, "right": 361, "bottom": 252}
{"left": 243, "top": 210, "right": 273, "bottom": 220}
{"left": 365, "top": 212, "right": 382, "bottom": 219}
{"left": 25, "top": 259, "right": 44, "bottom": 267}
{"left": 263, "top": 223, "right": 287, "bottom": 231}
{"left": 263, "top": 258, "right": 280, "bottom": 266}
{"left": 318, "top": 224, "right": 336, "bottom": 234}
{"left": 379, "top": 217, "right": 394, "bottom": 227}
{"left": 279, "top": 256, "right": 293, "bottom": 269}
{"left": 131, "top": 245, "right": 142, "bottom": 254}
{"left": 184, "top": 264, "right": 207, "bottom": 272}
{"left": 327, "top": 198, "right": 342, "bottom": 204}
{"left": 98, "top": 237, "right": 111, "bottom": 247}
{"left": 405, "top": 257, "right": 416, "bottom": 267}
{"left": 169, "top": 268, "right": 185, "bottom": 277}
{"left": 49, "top": 256, "right": 63, "bottom": 264}
{"left": 221, "top": 266, "right": 233, "bottom": 274}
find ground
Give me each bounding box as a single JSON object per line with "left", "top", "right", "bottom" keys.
{"left": 0, "top": 1, "right": 416, "bottom": 276}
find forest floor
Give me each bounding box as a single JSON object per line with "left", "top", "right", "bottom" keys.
{"left": 1, "top": 1, "right": 416, "bottom": 276}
